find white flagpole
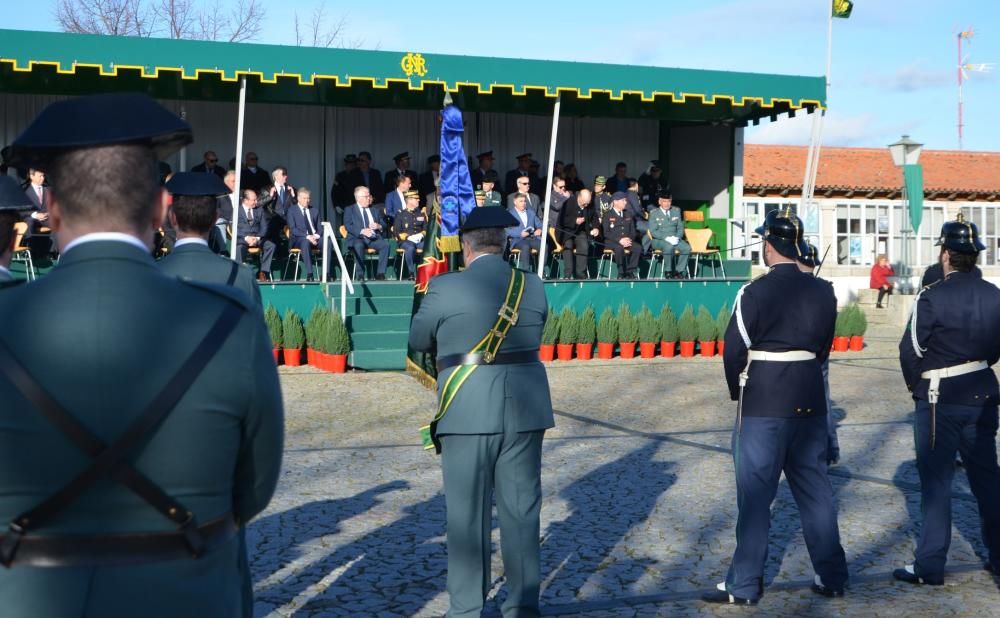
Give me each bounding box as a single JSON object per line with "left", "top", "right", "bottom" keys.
{"left": 537, "top": 94, "right": 561, "bottom": 279}
{"left": 230, "top": 77, "right": 247, "bottom": 261}
{"left": 803, "top": 2, "right": 834, "bottom": 216}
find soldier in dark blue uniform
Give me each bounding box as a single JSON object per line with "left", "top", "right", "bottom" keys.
{"left": 704, "top": 209, "right": 848, "bottom": 605}
{"left": 894, "top": 214, "right": 1000, "bottom": 585}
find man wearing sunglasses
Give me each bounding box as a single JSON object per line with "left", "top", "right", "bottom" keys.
{"left": 191, "top": 150, "right": 226, "bottom": 179}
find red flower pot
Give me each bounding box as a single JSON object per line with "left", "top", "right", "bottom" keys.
{"left": 849, "top": 336, "right": 864, "bottom": 351}
{"left": 320, "top": 352, "right": 334, "bottom": 371}
{"left": 272, "top": 348, "right": 281, "bottom": 364}
{"left": 832, "top": 336, "right": 849, "bottom": 352}
{"left": 330, "top": 354, "right": 348, "bottom": 373}
{"left": 575, "top": 343, "right": 593, "bottom": 360}
{"left": 717, "top": 341, "right": 725, "bottom": 355}
{"left": 597, "top": 342, "right": 615, "bottom": 359}
{"left": 700, "top": 341, "right": 716, "bottom": 357}
{"left": 307, "top": 348, "right": 316, "bottom": 366}
{"left": 619, "top": 342, "right": 636, "bottom": 359}
{"left": 639, "top": 342, "right": 656, "bottom": 358}
{"left": 283, "top": 348, "right": 303, "bottom": 366}
{"left": 679, "top": 341, "right": 696, "bottom": 357}
{"left": 556, "top": 343, "right": 574, "bottom": 361}
{"left": 540, "top": 344, "right": 555, "bottom": 362}
{"left": 660, "top": 341, "right": 676, "bottom": 358}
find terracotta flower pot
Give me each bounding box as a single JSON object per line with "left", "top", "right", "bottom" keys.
{"left": 307, "top": 348, "right": 316, "bottom": 366}
{"left": 283, "top": 348, "right": 303, "bottom": 366}
{"left": 639, "top": 342, "right": 656, "bottom": 358}
{"left": 660, "top": 341, "right": 676, "bottom": 358}
{"left": 330, "top": 354, "right": 348, "bottom": 373}
{"left": 679, "top": 341, "right": 696, "bottom": 357}
{"left": 539, "top": 344, "right": 555, "bottom": 362}
{"left": 597, "top": 342, "right": 615, "bottom": 359}
{"left": 619, "top": 342, "right": 637, "bottom": 359}
{"left": 556, "top": 343, "right": 574, "bottom": 361}
{"left": 319, "top": 352, "right": 333, "bottom": 371}
{"left": 272, "top": 348, "right": 281, "bottom": 364}
{"left": 700, "top": 340, "right": 716, "bottom": 357}
{"left": 849, "top": 335, "right": 864, "bottom": 351}
{"left": 575, "top": 343, "right": 593, "bottom": 360}
{"left": 832, "top": 336, "right": 849, "bottom": 352}
{"left": 717, "top": 341, "right": 725, "bottom": 355}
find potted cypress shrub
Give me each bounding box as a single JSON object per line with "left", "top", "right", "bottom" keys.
{"left": 716, "top": 304, "right": 730, "bottom": 356}
{"left": 329, "top": 312, "right": 349, "bottom": 373}
{"left": 540, "top": 312, "right": 559, "bottom": 362}
{"left": 659, "top": 304, "right": 678, "bottom": 358}
{"left": 265, "top": 305, "right": 283, "bottom": 364}
{"left": 282, "top": 309, "right": 305, "bottom": 366}
{"left": 637, "top": 305, "right": 660, "bottom": 358}
{"left": 697, "top": 306, "right": 718, "bottom": 356}
{"left": 833, "top": 309, "right": 850, "bottom": 352}
{"left": 576, "top": 306, "right": 596, "bottom": 360}
{"left": 304, "top": 306, "right": 322, "bottom": 366}
{"left": 618, "top": 303, "right": 638, "bottom": 359}
{"left": 315, "top": 308, "right": 332, "bottom": 370}
{"left": 556, "top": 307, "right": 577, "bottom": 361}
{"left": 597, "top": 308, "right": 618, "bottom": 359}
{"left": 677, "top": 305, "right": 697, "bottom": 357}
{"left": 849, "top": 303, "right": 867, "bottom": 351}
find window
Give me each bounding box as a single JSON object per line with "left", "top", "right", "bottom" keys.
{"left": 836, "top": 203, "right": 886, "bottom": 265}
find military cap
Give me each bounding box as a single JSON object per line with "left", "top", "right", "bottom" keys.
{"left": 393, "top": 151, "right": 410, "bottom": 162}
{"left": 797, "top": 243, "right": 821, "bottom": 268}
{"left": 344, "top": 153, "right": 357, "bottom": 163}
{"left": 482, "top": 170, "right": 499, "bottom": 182}
{"left": 0, "top": 176, "right": 33, "bottom": 211}
{"left": 427, "top": 154, "right": 441, "bottom": 164}
{"left": 165, "top": 172, "right": 230, "bottom": 197}
{"left": 594, "top": 175, "right": 608, "bottom": 185}
{"left": 404, "top": 189, "right": 420, "bottom": 200}
{"left": 650, "top": 159, "right": 661, "bottom": 167}
{"left": 755, "top": 208, "right": 808, "bottom": 258}
{"left": 657, "top": 189, "right": 673, "bottom": 200}
{"left": 516, "top": 152, "right": 532, "bottom": 160}
{"left": 461, "top": 205, "right": 519, "bottom": 231}
{"left": 935, "top": 212, "right": 985, "bottom": 254}
{"left": 611, "top": 191, "right": 629, "bottom": 201}
{"left": 474, "top": 189, "right": 486, "bottom": 198}
{"left": 476, "top": 151, "right": 494, "bottom": 160}
{"left": 3, "top": 93, "right": 193, "bottom": 170}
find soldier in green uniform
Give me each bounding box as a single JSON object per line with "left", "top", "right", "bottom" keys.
{"left": 592, "top": 175, "right": 613, "bottom": 219}
{"left": 474, "top": 189, "right": 486, "bottom": 207}
{"left": 0, "top": 176, "right": 33, "bottom": 286}
{"left": 0, "top": 93, "right": 284, "bottom": 618}
{"left": 481, "top": 170, "right": 504, "bottom": 208}
{"left": 158, "top": 172, "right": 262, "bottom": 310}
{"left": 409, "top": 207, "right": 554, "bottom": 618}
{"left": 647, "top": 189, "right": 690, "bottom": 278}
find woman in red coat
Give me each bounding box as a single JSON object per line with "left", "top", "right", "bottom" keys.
{"left": 870, "top": 254, "right": 895, "bottom": 308}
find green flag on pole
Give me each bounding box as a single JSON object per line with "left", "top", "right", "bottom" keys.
{"left": 832, "top": 0, "right": 853, "bottom": 18}
{"left": 903, "top": 164, "right": 924, "bottom": 232}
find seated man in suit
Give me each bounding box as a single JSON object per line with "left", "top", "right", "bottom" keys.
{"left": 506, "top": 193, "right": 543, "bottom": 272}
{"left": 344, "top": 186, "right": 389, "bottom": 280}
{"left": 648, "top": 189, "right": 690, "bottom": 278}
{"left": 384, "top": 174, "right": 411, "bottom": 223}
{"left": 235, "top": 188, "right": 276, "bottom": 281}
{"left": 602, "top": 192, "right": 641, "bottom": 279}
{"left": 158, "top": 172, "right": 261, "bottom": 308}
{"left": 212, "top": 170, "right": 238, "bottom": 254}
{"left": 24, "top": 168, "right": 55, "bottom": 259}
{"left": 190, "top": 150, "right": 226, "bottom": 179}
{"left": 394, "top": 189, "right": 426, "bottom": 280}
{"left": 286, "top": 187, "right": 322, "bottom": 281}
{"left": 506, "top": 174, "right": 542, "bottom": 218}
{"left": 557, "top": 188, "right": 600, "bottom": 279}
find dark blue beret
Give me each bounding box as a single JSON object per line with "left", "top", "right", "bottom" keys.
{"left": 462, "top": 206, "right": 519, "bottom": 231}
{"left": 166, "top": 172, "right": 230, "bottom": 197}
{"left": 611, "top": 191, "right": 629, "bottom": 200}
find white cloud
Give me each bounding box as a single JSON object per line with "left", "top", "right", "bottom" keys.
{"left": 745, "top": 111, "right": 875, "bottom": 146}
{"left": 864, "top": 61, "right": 952, "bottom": 93}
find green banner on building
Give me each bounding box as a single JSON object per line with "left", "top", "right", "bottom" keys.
{"left": 903, "top": 164, "right": 924, "bottom": 232}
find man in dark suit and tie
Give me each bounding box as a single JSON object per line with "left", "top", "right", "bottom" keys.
{"left": 506, "top": 174, "right": 542, "bottom": 218}
{"left": 344, "top": 186, "right": 389, "bottom": 280}
{"left": 383, "top": 174, "right": 411, "bottom": 223}
{"left": 23, "top": 168, "right": 55, "bottom": 259}
{"left": 383, "top": 152, "right": 419, "bottom": 191}
{"left": 504, "top": 153, "right": 533, "bottom": 196}
{"left": 286, "top": 187, "right": 322, "bottom": 282}
{"left": 470, "top": 150, "right": 494, "bottom": 190}
{"left": 235, "top": 188, "right": 275, "bottom": 281}
{"left": 190, "top": 150, "right": 226, "bottom": 179}
{"left": 506, "top": 193, "right": 544, "bottom": 272}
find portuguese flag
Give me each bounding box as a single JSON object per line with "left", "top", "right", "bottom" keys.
{"left": 406, "top": 199, "right": 448, "bottom": 387}
{"left": 832, "top": 0, "right": 853, "bottom": 18}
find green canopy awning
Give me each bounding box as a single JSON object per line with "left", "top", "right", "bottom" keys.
{"left": 0, "top": 29, "right": 825, "bottom": 122}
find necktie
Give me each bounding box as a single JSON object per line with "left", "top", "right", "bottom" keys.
{"left": 362, "top": 207, "right": 370, "bottom": 229}
{"left": 278, "top": 186, "right": 284, "bottom": 202}
{"left": 247, "top": 208, "right": 253, "bottom": 223}
{"left": 36, "top": 186, "right": 43, "bottom": 204}
{"left": 303, "top": 207, "right": 316, "bottom": 234}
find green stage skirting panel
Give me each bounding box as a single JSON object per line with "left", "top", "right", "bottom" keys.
{"left": 259, "top": 283, "right": 329, "bottom": 317}
{"left": 544, "top": 279, "right": 745, "bottom": 315}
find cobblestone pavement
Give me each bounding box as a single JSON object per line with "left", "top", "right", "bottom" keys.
{"left": 249, "top": 324, "right": 1000, "bottom": 617}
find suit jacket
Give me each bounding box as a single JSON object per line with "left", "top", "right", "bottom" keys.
{"left": 383, "top": 169, "right": 418, "bottom": 192}
{"left": 602, "top": 209, "right": 636, "bottom": 244}
{"left": 345, "top": 168, "right": 385, "bottom": 203}
{"left": 648, "top": 206, "right": 684, "bottom": 240}
{"left": 506, "top": 192, "right": 542, "bottom": 218}
{"left": 235, "top": 206, "right": 267, "bottom": 242}
{"left": 158, "top": 241, "right": 262, "bottom": 311}
{"left": 417, "top": 171, "right": 438, "bottom": 201}
{"left": 240, "top": 167, "right": 272, "bottom": 193}
{"left": 408, "top": 253, "right": 554, "bottom": 434}
{"left": 287, "top": 204, "right": 321, "bottom": 242}
{"left": 383, "top": 189, "right": 406, "bottom": 220}
{"left": 23, "top": 184, "right": 49, "bottom": 232}
{"left": 504, "top": 168, "right": 533, "bottom": 196}
{"left": 506, "top": 207, "right": 543, "bottom": 241}
{"left": 0, "top": 240, "right": 282, "bottom": 617}
{"left": 343, "top": 204, "right": 385, "bottom": 240}
{"left": 217, "top": 194, "right": 238, "bottom": 223}
{"left": 266, "top": 184, "right": 295, "bottom": 218}
{"left": 557, "top": 196, "right": 600, "bottom": 242}
{"left": 190, "top": 163, "right": 227, "bottom": 179}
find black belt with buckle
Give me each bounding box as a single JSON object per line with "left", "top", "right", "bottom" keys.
{"left": 436, "top": 350, "right": 540, "bottom": 373}
{"left": 0, "top": 514, "right": 238, "bottom": 568}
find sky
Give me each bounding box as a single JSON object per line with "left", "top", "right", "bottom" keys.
{"left": 4, "top": 0, "right": 999, "bottom": 152}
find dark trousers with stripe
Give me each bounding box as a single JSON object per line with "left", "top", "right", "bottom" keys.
{"left": 912, "top": 400, "right": 1000, "bottom": 577}
{"left": 726, "top": 415, "right": 848, "bottom": 600}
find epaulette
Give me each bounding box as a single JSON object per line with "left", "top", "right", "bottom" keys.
{"left": 177, "top": 278, "right": 253, "bottom": 311}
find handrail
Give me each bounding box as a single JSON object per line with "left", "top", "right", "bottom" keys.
{"left": 321, "top": 221, "right": 355, "bottom": 323}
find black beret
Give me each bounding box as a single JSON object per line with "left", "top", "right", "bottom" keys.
{"left": 461, "top": 206, "right": 519, "bottom": 231}
{"left": 166, "top": 172, "right": 230, "bottom": 197}
{"left": 611, "top": 191, "right": 629, "bottom": 200}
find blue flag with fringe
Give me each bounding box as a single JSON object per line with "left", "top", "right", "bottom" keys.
{"left": 438, "top": 104, "right": 476, "bottom": 252}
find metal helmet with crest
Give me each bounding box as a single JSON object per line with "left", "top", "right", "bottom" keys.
{"left": 935, "top": 211, "right": 986, "bottom": 254}
{"left": 754, "top": 206, "right": 809, "bottom": 259}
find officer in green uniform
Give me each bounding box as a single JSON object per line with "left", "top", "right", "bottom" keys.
{"left": 0, "top": 176, "right": 33, "bottom": 286}
{"left": 158, "top": 172, "right": 262, "bottom": 310}
{"left": 481, "top": 170, "right": 504, "bottom": 208}
{"left": 0, "top": 93, "right": 284, "bottom": 618}
{"left": 593, "top": 175, "right": 613, "bottom": 219}
{"left": 647, "top": 189, "right": 690, "bottom": 278}
{"left": 409, "top": 207, "right": 554, "bottom": 618}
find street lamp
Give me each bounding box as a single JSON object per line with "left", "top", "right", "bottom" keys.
{"left": 888, "top": 135, "right": 924, "bottom": 293}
